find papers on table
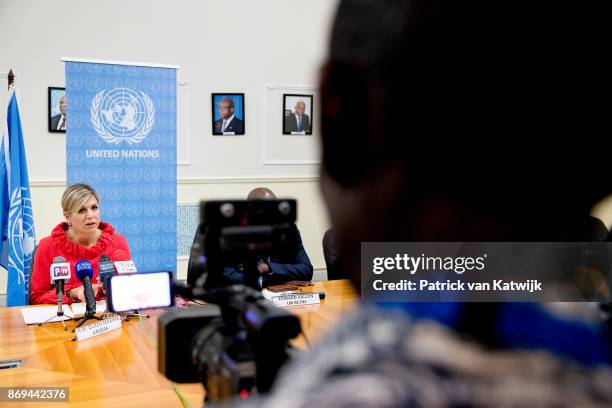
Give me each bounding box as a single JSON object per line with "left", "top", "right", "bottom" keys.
{"left": 70, "top": 301, "right": 107, "bottom": 317}
{"left": 20, "top": 305, "right": 73, "bottom": 325}
{"left": 20, "top": 301, "right": 107, "bottom": 325}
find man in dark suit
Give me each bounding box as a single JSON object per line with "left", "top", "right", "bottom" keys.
{"left": 285, "top": 101, "right": 311, "bottom": 133}
{"left": 187, "top": 187, "right": 313, "bottom": 287}
{"left": 50, "top": 95, "right": 66, "bottom": 131}
{"left": 213, "top": 98, "right": 243, "bottom": 134}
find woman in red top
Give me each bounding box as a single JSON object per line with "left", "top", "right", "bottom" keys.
{"left": 30, "top": 183, "right": 131, "bottom": 305}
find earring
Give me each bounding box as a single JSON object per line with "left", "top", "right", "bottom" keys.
{"left": 67, "top": 221, "right": 72, "bottom": 229}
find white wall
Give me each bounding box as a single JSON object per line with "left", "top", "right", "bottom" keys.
{"left": 0, "top": 0, "right": 340, "bottom": 299}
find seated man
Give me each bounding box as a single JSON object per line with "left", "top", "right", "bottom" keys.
{"left": 187, "top": 188, "right": 313, "bottom": 287}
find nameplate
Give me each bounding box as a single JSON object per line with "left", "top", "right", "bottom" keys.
{"left": 222, "top": 131, "right": 236, "bottom": 135}
{"left": 74, "top": 316, "right": 122, "bottom": 341}
{"left": 114, "top": 261, "right": 137, "bottom": 274}
{"left": 269, "top": 293, "right": 320, "bottom": 307}
{"left": 290, "top": 131, "right": 306, "bottom": 135}
{"left": 50, "top": 263, "right": 71, "bottom": 281}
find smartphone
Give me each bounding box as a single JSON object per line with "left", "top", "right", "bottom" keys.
{"left": 107, "top": 271, "right": 174, "bottom": 312}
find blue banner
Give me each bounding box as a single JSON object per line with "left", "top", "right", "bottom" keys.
{"left": 65, "top": 61, "right": 177, "bottom": 273}
{"left": 1, "top": 88, "right": 37, "bottom": 306}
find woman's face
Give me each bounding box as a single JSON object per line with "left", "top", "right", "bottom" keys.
{"left": 66, "top": 197, "right": 100, "bottom": 236}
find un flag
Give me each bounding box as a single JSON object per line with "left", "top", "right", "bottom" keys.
{"left": 1, "top": 88, "right": 36, "bottom": 306}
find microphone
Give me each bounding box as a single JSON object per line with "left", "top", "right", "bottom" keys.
{"left": 75, "top": 260, "right": 96, "bottom": 316}
{"left": 50, "top": 256, "right": 71, "bottom": 304}
{"left": 98, "top": 254, "right": 116, "bottom": 294}
{"left": 112, "top": 249, "right": 137, "bottom": 274}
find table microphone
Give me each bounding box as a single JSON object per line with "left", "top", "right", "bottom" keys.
{"left": 98, "top": 254, "right": 116, "bottom": 294}
{"left": 75, "top": 259, "right": 97, "bottom": 317}
{"left": 40, "top": 256, "right": 72, "bottom": 330}
{"left": 50, "top": 256, "right": 71, "bottom": 303}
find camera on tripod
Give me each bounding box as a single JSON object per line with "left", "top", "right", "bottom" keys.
{"left": 157, "top": 199, "right": 302, "bottom": 401}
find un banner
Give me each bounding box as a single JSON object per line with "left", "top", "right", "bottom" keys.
{"left": 65, "top": 60, "right": 177, "bottom": 273}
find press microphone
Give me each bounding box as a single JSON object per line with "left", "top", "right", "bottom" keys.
{"left": 98, "top": 254, "right": 116, "bottom": 294}
{"left": 50, "top": 256, "right": 71, "bottom": 304}
{"left": 112, "top": 249, "right": 137, "bottom": 274}
{"left": 75, "top": 260, "right": 96, "bottom": 316}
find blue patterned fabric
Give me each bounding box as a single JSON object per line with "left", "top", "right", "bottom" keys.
{"left": 65, "top": 62, "right": 177, "bottom": 273}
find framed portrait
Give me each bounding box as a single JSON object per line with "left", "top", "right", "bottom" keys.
{"left": 282, "top": 94, "right": 313, "bottom": 135}
{"left": 262, "top": 85, "right": 320, "bottom": 165}
{"left": 48, "top": 87, "right": 66, "bottom": 133}
{"left": 211, "top": 93, "right": 245, "bottom": 135}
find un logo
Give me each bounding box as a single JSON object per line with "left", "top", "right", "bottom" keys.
{"left": 8, "top": 188, "right": 36, "bottom": 285}
{"left": 90, "top": 87, "right": 155, "bottom": 145}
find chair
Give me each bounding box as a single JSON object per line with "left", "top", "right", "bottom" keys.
{"left": 27, "top": 244, "right": 38, "bottom": 304}
{"left": 322, "top": 229, "right": 347, "bottom": 280}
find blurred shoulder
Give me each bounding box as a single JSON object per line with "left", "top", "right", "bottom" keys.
{"left": 250, "top": 306, "right": 612, "bottom": 407}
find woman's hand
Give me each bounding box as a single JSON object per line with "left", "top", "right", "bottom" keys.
{"left": 69, "top": 285, "right": 86, "bottom": 302}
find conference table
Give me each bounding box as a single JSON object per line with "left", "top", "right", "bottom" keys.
{"left": 0, "top": 280, "right": 357, "bottom": 407}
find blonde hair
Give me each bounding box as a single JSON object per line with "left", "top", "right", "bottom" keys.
{"left": 62, "top": 183, "right": 100, "bottom": 215}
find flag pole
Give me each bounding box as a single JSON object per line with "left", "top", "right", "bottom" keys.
{"left": 7, "top": 69, "right": 14, "bottom": 90}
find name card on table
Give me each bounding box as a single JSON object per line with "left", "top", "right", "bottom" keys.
{"left": 114, "top": 261, "right": 137, "bottom": 274}
{"left": 74, "top": 315, "right": 122, "bottom": 341}
{"left": 268, "top": 293, "right": 320, "bottom": 308}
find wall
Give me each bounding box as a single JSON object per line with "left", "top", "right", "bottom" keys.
{"left": 0, "top": 0, "right": 340, "bottom": 301}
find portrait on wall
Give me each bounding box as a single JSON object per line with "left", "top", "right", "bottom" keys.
{"left": 48, "top": 87, "right": 66, "bottom": 133}
{"left": 212, "top": 93, "right": 245, "bottom": 135}
{"left": 283, "top": 94, "right": 313, "bottom": 135}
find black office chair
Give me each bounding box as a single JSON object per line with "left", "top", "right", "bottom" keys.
{"left": 322, "top": 228, "right": 347, "bottom": 280}
{"left": 187, "top": 226, "right": 206, "bottom": 286}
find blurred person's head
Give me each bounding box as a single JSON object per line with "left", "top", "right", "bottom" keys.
{"left": 319, "top": 0, "right": 609, "bottom": 290}
{"left": 247, "top": 187, "right": 276, "bottom": 200}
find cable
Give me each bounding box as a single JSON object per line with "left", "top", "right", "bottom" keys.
{"left": 172, "top": 382, "right": 193, "bottom": 408}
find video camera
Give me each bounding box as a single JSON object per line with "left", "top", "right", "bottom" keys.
{"left": 157, "top": 199, "right": 302, "bottom": 402}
